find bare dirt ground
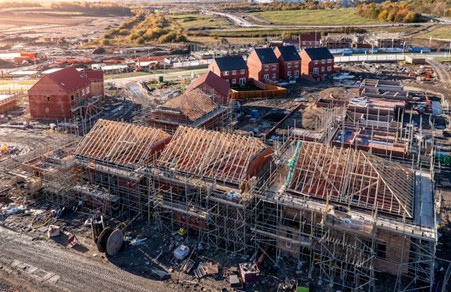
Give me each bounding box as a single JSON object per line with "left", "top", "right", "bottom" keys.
{"left": 0, "top": 10, "right": 126, "bottom": 43}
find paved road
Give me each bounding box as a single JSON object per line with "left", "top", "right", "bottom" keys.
{"left": 206, "top": 10, "right": 432, "bottom": 28}
{"left": 0, "top": 226, "right": 173, "bottom": 292}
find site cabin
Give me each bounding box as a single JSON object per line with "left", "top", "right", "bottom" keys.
{"left": 247, "top": 48, "right": 280, "bottom": 83}
{"left": 84, "top": 70, "right": 105, "bottom": 99}
{"left": 273, "top": 45, "right": 301, "bottom": 81}
{"left": 28, "top": 67, "right": 103, "bottom": 120}
{"left": 186, "top": 71, "right": 231, "bottom": 106}
{"left": 300, "top": 47, "right": 334, "bottom": 82}
{"left": 208, "top": 56, "right": 249, "bottom": 87}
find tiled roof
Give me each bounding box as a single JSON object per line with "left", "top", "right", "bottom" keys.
{"left": 186, "top": 71, "right": 230, "bottom": 98}
{"left": 46, "top": 66, "right": 90, "bottom": 92}
{"left": 213, "top": 56, "right": 248, "bottom": 71}
{"left": 84, "top": 70, "right": 104, "bottom": 80}
{"left": 253, "top": 48, "right": 278, "bottom": 64}
{"left": 302, "top": 47, "right": 334, "bottom": 61}
{"left": 274, "top": 45, "right": 300, "bottom": 61}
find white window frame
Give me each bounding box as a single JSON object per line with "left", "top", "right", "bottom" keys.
{"left": 272, "top": 73, "right": 276, "bottom": 79}
{"left": 232, "top": 70, "right": 236, "bottom": 75}
{"left": 239, "top": 78, "right": 246, "bottom": 85}
{"left": 263, "top": 74, "right": 269, "bottom": 80}
{"left": 321, "top": 59, "right": 326, "bottom": 64}
{"left": 327, "top": 58, "right": 333, "bottom": 63}
{"left": 295, "top": 62, "right": 299, "bottom": 68}
{"left": 231, "top": 79, "right": 236, "bottom": 85}
{"left": 287, "top": 62, "right": 292, "bottom": 69}
{"left": 313, "top": 68, "right": 319, "bottom": 75}
{"left": 314, "top": 60, "right": 318, "bottom": 65}
{"left": 223, "top": 71, "right": 229, "bottom": 76}
{"left": 294, "top": 71, "right": 299, "bottom": 78}
{"left": 321, "top": 66, "right": 325, "bottom": 72}
{"left": 264, "top": 65, "right": 269, "bottom": 71}
{"left": 240, "top": 69, "right": 245, "bottom": 74}
{"left": 327, "top": 66, "right": 332, "bottom": 71}
{"left": 272, "top": 64, "right": 276, "bottom": 70}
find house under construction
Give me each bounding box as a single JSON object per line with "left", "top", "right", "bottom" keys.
{"left": 73, "top": 119, "right": 171, "bottom": 216}
{"left": 148, "top": 89, "right": 231, "bottom": 134}
{"left": 22, "top": 118, "right": 438, "bottom": 291}
{"left": 252, "top": 140, "right": 437, "bottom": 291}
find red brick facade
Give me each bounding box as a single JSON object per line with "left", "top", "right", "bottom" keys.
{"left": 208, "top": 60, "right": 248, "bottom": 86}
{"left": 273, "top": 47, "right": 301, "bottom": 80}
{"left": 300, "top": 49, "right": 334, "bottom": 81}
{"left": 28, "top": 67, "right": 100, "bottom": 120}
{"left": 28, "top": 76, "right": 91, "bottom": 120}
{"left": 247, "top": 50, "right": 279, "bottom": 82}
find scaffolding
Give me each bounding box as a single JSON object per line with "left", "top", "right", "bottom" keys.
{"left": 251, "top": 138, "right": 437, "bottom": 291}
{"left": 148, "top": 89, "right": 231, "bottom": 134}
{"left": 72, "top": 119, "right": 170, "bottom": 217}
{"left": 149, "top": 126, "right": 273, "bottom": 255}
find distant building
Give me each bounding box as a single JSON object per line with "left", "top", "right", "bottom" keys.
{"left": 84, "top": 70, "right": 104, "bottom": 99}
{"left": 300, "top": 47, "right": 334, "bottom": 81}
{"left": 208, "top": 56, "right": 248, "bottom": 87}
{"left": 298, "top": 34, "right": 321, "bottom": 49}
{"left": 366, "top": 33, "right": 404, "bottom": 48}
{"left": 247, "top": 48, "right": 280, "bottom": 82}
{"left": 320, "top": 35, "right": 353, "bottom": 49}
{"left": 186, "top": 71, "right": 230, "bottom": 106}
{"left": 28, "top": 66, "right": 102, "bottom": 120}
{"left": 273, "top": 45, "right": 301, "bottom": 80}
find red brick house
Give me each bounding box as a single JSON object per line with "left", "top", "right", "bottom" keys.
{"left": 299, "top": 34, "right": 321, "bottom": 49}
{"left": 273, "top": 45, "right": 301, "bottom": 80}
{"left": 85, "top": 70, "right": 104, "bottom": 99}
{"left": 300, "top": 47, "right": 334, "bottom": 81}
{"left": 28, "top": 66, "right": 97, "bottom": 120}
{"left": 186, "top": 71, "right": 230, "bottom": 105}
{"left": 208, "top": 56, "right": 248, "bottom": 87}
{"left": 247, "top": 48, "right": 279, "bottom": 82}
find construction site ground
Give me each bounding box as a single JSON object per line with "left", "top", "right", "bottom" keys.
{"left": 0, "top": 60, "right": 451, "bottom": 291}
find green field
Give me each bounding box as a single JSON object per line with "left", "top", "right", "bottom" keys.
{"left": 251, "top": 9, "right": 378, "bottom": 25}
{"left": 415, "top": 25, "right": 451, "bottom": 40}
{"left": 170, "top": 13, "right": 231, "bottom": 29}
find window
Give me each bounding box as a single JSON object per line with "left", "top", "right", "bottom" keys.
{"left": 264, "top": 65, "right": 269, "bottom": 71}
{"left": 314, "top": 60, "right": 318, "bottom": 65}
{"left": 294, "top": 71, "right": 299, "bottom": 78}
{"left": 71, "top": 95, "right": 74, "bottom": 101}
{"left": 240, "top": 69, "right": 245, "bottom": 74}
{"left": 294, "top": 62, "right": 299, "bottom": 68}
{"left": 376, "top": 243, "right": 386, "bottom": 258}
{"left": 327, "top": 58, "right": 333, "bottom": 63}
{"left": 321, "top": 59, "right": 326, "bottom": 64}
{"left": 223, "top": 71, "right": 229, "bottom": 76}
{"left": 313, "top": 68, "right": 319, "bottom": 75}
{"left": 239, "top": 78, "right": 246, "bottom": 85}
{"left": 86, "top": 86, "right": 90, "bottom": 94}
{"left": 286, "top": 230, "right": 293, "bottom": 239}
{"left": 47, "top": 96, "right": 50, "bottom": 101}
{"left": 272, "top": 64, "right": 276, "bottom": 70}
{"left": 82, "top": 89, "right": 85, "bottom": 96}
{"left": 287, "top": 62, "right": 292, "bottom": 69}
{"left": 327, "top": 66, "right": 332, "bottom": 71}
{"left": 287, "top": 71, "right": 292, "bottom": 77}
{"left": 321, "top": 67, "right": 325, "bottom": 72}
{"left": 231, "top": 79, "right": 236, "bottom": 85}
{"left": 263, "top": 74, "right": 269, "bottom": 80}
{"left": 232, "top": 70, "right": 236, "bottom": 75}
{"left": 272, "top": 73, "right": 276, "bottom": 79}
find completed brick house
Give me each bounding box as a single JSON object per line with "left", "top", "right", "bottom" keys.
{"left": 273, "top": 45, "right": 301, "bottom": 80}
{"left": 28, "top": 66, "right": 101, "bottom": 120}
{"left": 300, "top": 47, "right": 334, "bottom": 81}
{"left": 247, "top": 48, "right": 279, "bottom": 82}
{"left": 208, "top": 56, "right": 248, "bottom": 87}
